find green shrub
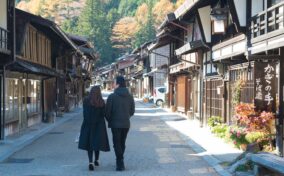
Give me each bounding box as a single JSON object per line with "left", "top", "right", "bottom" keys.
{"left": 235, "top": 161, "right": 253, "bottom": 172}
{"left": 211, "top": 124, "right": 228, "bottom": 138}
{"left": 245, "top": 131, "right": 269, "bottom": 144}
{"left": 208, "top": 116, "right": 223, "bottom": 128}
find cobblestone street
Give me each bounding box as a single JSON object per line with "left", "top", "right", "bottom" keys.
{"left": 0, "top": 100, "right": 219, "bottom": 176}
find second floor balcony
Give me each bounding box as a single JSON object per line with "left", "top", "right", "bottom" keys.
{"left": 250, "top": 1, "right": 284, "bottom": 44}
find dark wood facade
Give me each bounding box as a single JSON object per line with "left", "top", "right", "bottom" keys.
{"left": 67, "top": 35, "right": 97, "bottom": 111}
{"left": 1, "top": 9, "right": 81, "bottom": 138}
{"left": 247, "top": 0, "right": 284, "bottom": 156}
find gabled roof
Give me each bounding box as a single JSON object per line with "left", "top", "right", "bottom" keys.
{"left": 68, "top": 34, "right": 97, "bottom": 60}
{"left": 159, "top": 0, "right": 218, "bottom": 31}
{"left": 16, "top": 9, "right": 80, "bottom": 54}
{"left": 132, "top": 41, "right": 153, "bottom": 54}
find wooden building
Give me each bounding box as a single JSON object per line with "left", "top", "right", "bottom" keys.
{"left": 201, "top": 0, "right": 251, "bottom": 126}
{"left": 0, "top": 0, "right": 15, "bottom": 139}
{"left": 146, "top": 42, "right": 170, "bottom": 102}
{"left": 97, "top": 63, "right": 116, "bottom": 91}
{"left": 116, "top": 54, "right": 137, "bottom": 92}
{"left": 2, "top": 9, "right": 79, "bottom": 137}
{"left": 247, "top": 0, "right": 284, "bottom": 156}
{"left": 156, "top": 1, "right": 210, "bottom": 120}
{"left": 67, "top": 35, "right": 97, "bottom": 111}
{"left": 132, "top": 42, "right": 151, "bottom": 99}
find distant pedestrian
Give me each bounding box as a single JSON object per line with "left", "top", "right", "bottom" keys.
{"left": 78, "top": 86, "right": 110, "bottom": 171}
{"left": 106, "top": 76, "right": 135, "bottom": 171}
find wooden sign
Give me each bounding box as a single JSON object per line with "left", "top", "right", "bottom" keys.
{"left": 254, "top": 62, "right": 277, "bottom": 112}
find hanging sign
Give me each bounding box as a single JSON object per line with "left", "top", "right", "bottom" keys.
{"left": 254, "top": 62, "right": 277, "bottom": 112}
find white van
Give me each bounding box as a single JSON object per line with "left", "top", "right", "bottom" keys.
{"left": 153, "top": 86, "right": 166, "bottom": 106}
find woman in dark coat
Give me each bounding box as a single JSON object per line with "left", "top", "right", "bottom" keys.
{"left": 78, "top": 86, "right": 110, "bottom": 171}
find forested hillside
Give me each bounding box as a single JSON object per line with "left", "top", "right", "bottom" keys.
{"left": 17, "top": 0, "right": 185, "bottom": 65}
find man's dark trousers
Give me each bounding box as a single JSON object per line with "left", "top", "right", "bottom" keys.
{"left": 111, "top": 128, "right": 129, "bottom": 166}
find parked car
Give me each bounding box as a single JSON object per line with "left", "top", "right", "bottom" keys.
{"left": 153, "top": 86, "right": 166, "bottom": 106}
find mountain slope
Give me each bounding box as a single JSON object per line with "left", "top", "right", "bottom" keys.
{"left": 16, "top": 0, "right": 185, "bottom": 65}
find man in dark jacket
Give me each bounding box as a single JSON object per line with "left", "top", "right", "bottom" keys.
{"left": 106, "top": 76, "right": 135, "bottom": 171}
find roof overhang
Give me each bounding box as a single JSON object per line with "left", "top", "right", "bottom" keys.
{"left": 179, "top": 0, "right": 218, "bottom": 20}
{"left": 8, "top": 58, "right": 64, "bottom": 78}
{"left": 158, "top": 13, "right": 177, "bottom": 30}
{"left": 175, "top": 40, "right": 209, "bottom": 56}
{"left": 212, "top": 34, "right": 246, "bottom": 61}
{"left": 16, "top": 9, "right": 81, "bottom": 54}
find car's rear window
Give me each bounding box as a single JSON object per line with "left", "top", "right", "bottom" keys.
{"left": 158, "top": 88, "right": 165, "bottom": 93}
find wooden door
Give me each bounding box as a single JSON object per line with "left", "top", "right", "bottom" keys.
{"left": 187, "top": 78, "right": 192, "bottom": 111}
{"left": 177, "top": 75, "right": 187, "bottom": 112}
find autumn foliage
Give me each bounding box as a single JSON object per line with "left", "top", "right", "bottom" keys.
{"left": 234, "top": 103, "right": 275, "bottom": 133}
{"left": 17, "top": 0, "right": 187, "bottom": 62}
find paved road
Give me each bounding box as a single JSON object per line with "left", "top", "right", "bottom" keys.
{"left": 0, "top": 99, "right": 219, "bottom": 176}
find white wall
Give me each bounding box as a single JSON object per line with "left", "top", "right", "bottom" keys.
{"left": 251, "top": 0, "right": 264, "bottom": 17}
{"left": 234, "top": 0, "right": 247, "bottom": 26}
{"left": 198, "top": 6, "right": 211, "bottom": 43}
{"left": 0, "top": 0, "right": 7, "bottom": 29}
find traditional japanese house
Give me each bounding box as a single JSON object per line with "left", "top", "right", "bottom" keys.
{"left": 146, "top": 42, "right": 170, "bottom": 102}
{"left": 0, "top": 0, "right": 15, "bottom": 139}
{"left": 3, "top": 9, "right": 79, "bottom": 137}
{"left": 132, "top": 42, "right": 151, "bottom": 99}
{"left": 149, "top": 15, "right": 180, "bottom": 109}
{"left": 199, "top": 0, "right": 251, "bottom": 127}
{"left": 248, "top": 0, "right": 284, "bottom": 156}
{"left": 116, "top": 54, "right": 137, "bottom": 92}
{"left": 67, "top": 35, "right": 97, "bottom": 111}
{"left": 98, "top": 63, "right": 116, "bottom": 91}
{"left": 159, "top": 1, "right": 210, "bottom": 121}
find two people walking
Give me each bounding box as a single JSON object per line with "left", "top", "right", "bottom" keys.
{"left": 78, "top": 76, "right": 135, "bottom": 171}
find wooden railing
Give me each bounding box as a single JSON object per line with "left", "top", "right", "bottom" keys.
{"left": 250, "top": 1, "right": 284, "bottom": 41}
{"left": 0, "top": 27, "right": 8, "bottom": 50}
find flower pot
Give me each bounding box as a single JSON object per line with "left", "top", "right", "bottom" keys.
{"left": 239, "top": 144, "right": 247, "bottom": 151}
{"left": 170, "top": 106, "right": 177, "bottom": 112}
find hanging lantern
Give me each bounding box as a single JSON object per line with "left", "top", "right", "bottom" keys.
{"left": 211, "top": 7, "right": 229, "bottom": 33}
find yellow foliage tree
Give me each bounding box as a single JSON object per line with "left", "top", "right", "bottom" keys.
{"left": 175, "top": 0, "right": 186, "bottom": 9}
{"left": 135, "top": 3, "right": 148, "bottom": 26}
{"left": 111, "top": 17, "right": 138, "bottom": 51}
{"left": 17, "top": 0, "right": 43, "bottom": 15}
{"left": 153, "top": 0, "right": 175, "bottom": 28}
{"left": 17, "top": 0, "right": 85, "bottom": 25}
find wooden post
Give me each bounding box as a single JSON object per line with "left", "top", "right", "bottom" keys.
{"left": 0, "top": 68, "right": 5, "bottom": 140}
{"left": 277, "top": 48, "right": 284, "bottom": 156}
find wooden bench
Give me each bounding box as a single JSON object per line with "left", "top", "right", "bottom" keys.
{"left": 250, "top": 153, "right": 284, "bottom": 176}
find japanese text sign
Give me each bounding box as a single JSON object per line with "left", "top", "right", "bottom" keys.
{"left": 254, "top": 62, "right": 277, "bottom": 112}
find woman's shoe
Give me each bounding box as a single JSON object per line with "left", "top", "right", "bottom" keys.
{"left": 94, "top": 160, "right": 99, "bottom": 166}
{"left": 89, "top": 163, "right": 94, "bottom": 171}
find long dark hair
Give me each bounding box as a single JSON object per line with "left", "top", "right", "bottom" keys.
{"left": 89, "top": 86, "right": 105, "bottom": 107}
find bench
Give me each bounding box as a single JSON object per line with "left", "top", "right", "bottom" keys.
{"left": 250, "top": 153, "right": 284, "bottom": 176}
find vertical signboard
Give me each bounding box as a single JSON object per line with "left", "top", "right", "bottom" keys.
{"left": 254, "top": 62, "right": 277, "bottom": 112}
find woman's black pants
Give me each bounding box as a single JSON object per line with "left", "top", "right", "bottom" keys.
{"left": 87, "top": 150, "right": 100, "bottom": 163}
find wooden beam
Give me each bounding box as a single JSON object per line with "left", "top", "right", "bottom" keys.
{"left": 247, "top": 55, "right": 281, "bottom": 60}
